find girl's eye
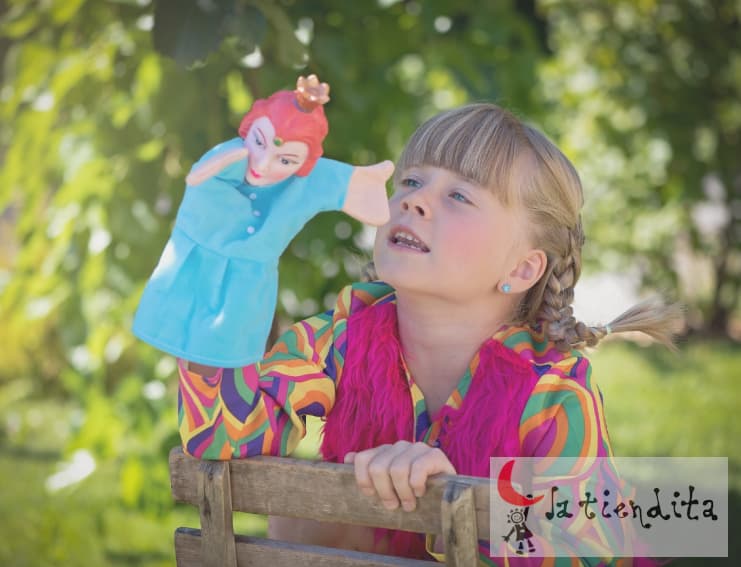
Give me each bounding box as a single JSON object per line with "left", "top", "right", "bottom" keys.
{"left": 400, "top": 177, "right": 422, "bottom": 189}
{"left": 450, "top": 191, "right": 472, "bottom": 204}
{"left": 280, "top": 158, "right": 290, "bottom": 165}
{"left": 254, "top": 135, "right": 264, "bottom": 147}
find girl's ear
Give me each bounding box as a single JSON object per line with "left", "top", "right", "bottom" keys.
{"left": 504, "top": 249, "right": 547, "bottom": 293}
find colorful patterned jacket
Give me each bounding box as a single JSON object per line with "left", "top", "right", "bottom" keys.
{"left": 179, "top": 281, "right": 629, "bottom": 565}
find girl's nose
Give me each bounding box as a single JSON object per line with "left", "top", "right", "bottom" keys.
{"left": 401, "top": 194, "right": 430, "bottom": 218}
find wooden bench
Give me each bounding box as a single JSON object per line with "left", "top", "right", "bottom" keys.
{"left": 169, "top": 447, "right": 493, "bottom": 566}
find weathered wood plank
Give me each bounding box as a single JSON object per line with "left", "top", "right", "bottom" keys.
{"left": 175, "top": 528, "right": 202, "bottom": 567}
{"left": 197, "top": 461, "right": 237, "bottom": 567}
{"left": 441, "top": 482, "right": 479, "bottom": 567}
{"left": 169, "top": 448, "right": 492, "bottom": 539}
{"left": 175, "top": 528, "right": 438, "bottom": 567}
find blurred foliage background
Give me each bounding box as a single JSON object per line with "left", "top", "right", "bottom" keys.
{"left": 0, "top": 0, "right": 739, "bottom": 565}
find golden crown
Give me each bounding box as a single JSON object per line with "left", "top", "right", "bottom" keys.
{"left": 294, "top": 74, "right": 330, "bottom": 112}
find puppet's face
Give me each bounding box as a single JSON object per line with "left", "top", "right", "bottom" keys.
{"left": 244, "top": 116, "right": 309, "bottom": 186}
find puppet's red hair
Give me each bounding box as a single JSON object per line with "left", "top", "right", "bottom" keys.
{"left": 238, "top": 90, "right": 328, "bottom": 176}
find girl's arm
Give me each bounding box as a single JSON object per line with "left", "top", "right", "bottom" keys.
{"left": 423, "top": 358, "right": 624, "bottom": 566}
{"left": 501, "top": 359, "right": 629, "bottom": 566}
{"left": 178, "top": 307, "right": 340, "bottom": 460}
{"left": 187, "top": 361, "right": 219, "bottom": 375}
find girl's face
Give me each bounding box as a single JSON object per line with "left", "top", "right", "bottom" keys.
{"left": 373, "top": 165, "right": 531, "bottom": 301}
{"left": 244, "top": 116, "right": 309, "bottom": 186}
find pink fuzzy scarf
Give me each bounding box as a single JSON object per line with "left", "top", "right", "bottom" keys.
{"left": 320, "top": 299, "right": 540, "bottom": 558}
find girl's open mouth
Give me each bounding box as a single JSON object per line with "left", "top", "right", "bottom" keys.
{"left": 389, "top": 227, "right": 430, "bottom": 252}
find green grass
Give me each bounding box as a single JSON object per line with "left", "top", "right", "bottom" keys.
{"left": 589, "top": 339, "right": 741, "bottom": 566}
{"left": 0, "top": 337, "right": 738, "bottom": 565}
{"left": 590, "top": 339, "right": 740, "bottom": 473}
{"left": 0, "top": 447, "right": 270, "bottom": 567}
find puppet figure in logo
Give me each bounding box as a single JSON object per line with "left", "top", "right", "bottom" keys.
{"left": 503, "top": 507, "right": 536, "bottom": 555}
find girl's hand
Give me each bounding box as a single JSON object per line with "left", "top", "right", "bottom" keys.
{"left": 344, "top": 441, "right": 456, "bottom": 512}
{"left": 342, "top": 160, "right": 393, "bottom": 226}
{"left": 186, "top": 145, "right": 249, "bottom": 186}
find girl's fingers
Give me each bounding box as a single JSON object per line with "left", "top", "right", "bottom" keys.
{"left": 350, "top": 442, "right": 458, "bottom": 513}
{"left": 408, "top": 448, "right": 456, "bottom": 498}
{"left": 388, "top": 443, "right": 435, "bottom": 511}
{"left": 366, "top": 443, "right": 412, "bottom": 510}
{"left": 352, "top": 445, "right": 390, "bottom": 498}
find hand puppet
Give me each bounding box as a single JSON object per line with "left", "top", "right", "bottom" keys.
{"left": 133, "top": 75, "right": 392, "bottom": 366}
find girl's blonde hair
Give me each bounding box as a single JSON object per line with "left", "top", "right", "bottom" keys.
{"left": 394, "top": 103, "right": 683, "bottom": 352}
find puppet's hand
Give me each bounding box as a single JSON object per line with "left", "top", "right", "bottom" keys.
{"left": 186, "top": 145, "right": 249, "bottom": 186}
{"left": 342, "top": 160, "right": 393, "bottom": 226}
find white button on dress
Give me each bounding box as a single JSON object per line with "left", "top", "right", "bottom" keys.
{"left": 246, "top": 226, "right": 255, "bottom": 234}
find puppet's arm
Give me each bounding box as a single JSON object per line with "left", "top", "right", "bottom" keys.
{"left": 342, "top": 160, "right": 393, "bottom": 226}
{"left": 185, "top": 143, "right": 248, "bottom": 186}
{"left": 186, "top": 144, "right": 393, "bottom": 227}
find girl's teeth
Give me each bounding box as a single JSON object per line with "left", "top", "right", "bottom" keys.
{"left": 391, "top": 231, "right": 429, "bottom": 251}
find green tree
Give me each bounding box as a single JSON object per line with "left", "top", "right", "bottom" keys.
{"left": 1, "top": 0, "right": 545, "bottom": 393}
{"left": 0, "top": 1, "right": 543, "bottom": 562}
{"left": 538, "top": 0, "right": 741, "bottom": 336}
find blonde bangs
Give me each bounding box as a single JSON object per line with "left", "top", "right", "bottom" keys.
{"left": 395, "top": 104, "right": 529, "bottom": 206}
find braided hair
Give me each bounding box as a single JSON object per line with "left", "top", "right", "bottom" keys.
{"left": 393, "top": 103, "right": 683, "bottom": 351}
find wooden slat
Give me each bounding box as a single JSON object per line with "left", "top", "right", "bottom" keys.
{"left": 441, "top": 482, "right": 479, "bottom": 567}
{"left": 175, "top": 528, "right": 438, "bottom": 567}
{"left": 170, "top": 448, "right": 492, "bottom": 539}
{"left": 175, "top": 528, "right": 203, "bottom": 567}
{"left": 197, "top": 461, "right": 237, "bottom": 567}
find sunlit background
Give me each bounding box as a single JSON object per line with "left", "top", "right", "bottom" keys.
{"left": 0, "top": 0, "right": 739, "bottom": 565}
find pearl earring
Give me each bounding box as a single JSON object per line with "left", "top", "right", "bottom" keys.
{"left": 502, "top": 283, "right": 511, "bottom": 293}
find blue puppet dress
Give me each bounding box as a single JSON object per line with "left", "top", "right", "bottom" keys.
{"left": 132, "top": 137, "right": 353, "bottom": 366}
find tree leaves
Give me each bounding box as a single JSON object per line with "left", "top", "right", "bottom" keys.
{"left": 3, "top": 2, "right": 738, "bottom": 563}
{"left": 151, "top": 0, "right": 308, "bottom": 68}
{"left": 153, "top": 0, "right": 233, "bottom": 67}
{"left": 539, "top": 0, "right": 740, "bottom": 331}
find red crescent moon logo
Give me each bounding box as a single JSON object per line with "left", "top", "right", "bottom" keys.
{"left": 497, "top": 459, "right": 544, "bottom": 506}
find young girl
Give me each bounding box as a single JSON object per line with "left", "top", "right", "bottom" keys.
{"left": 178, "top": 103, "right": 681, "bottom": 564}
